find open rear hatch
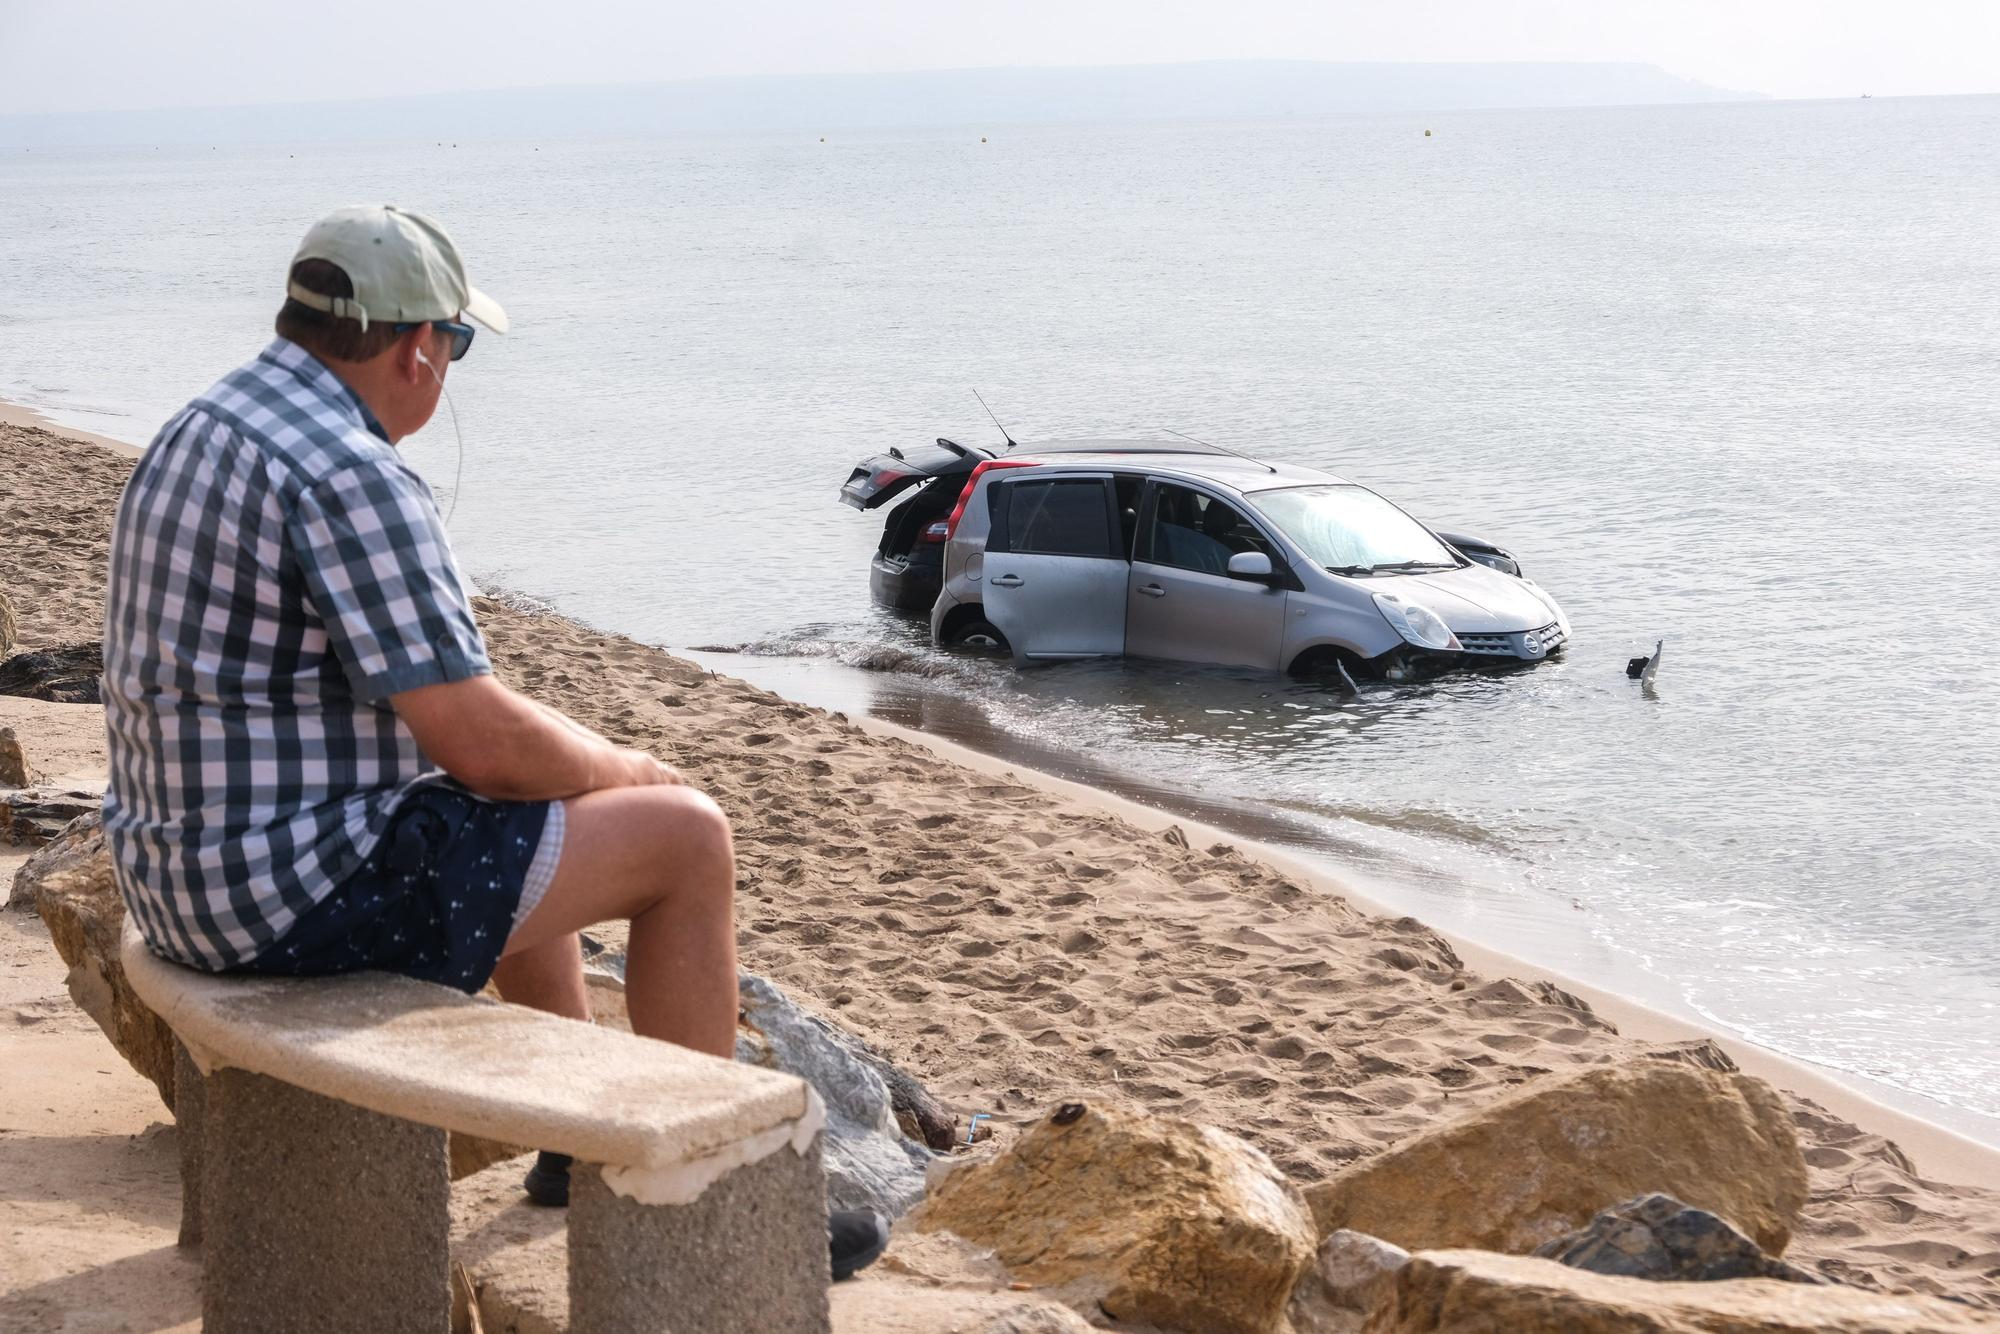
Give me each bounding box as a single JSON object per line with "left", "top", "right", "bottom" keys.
{"left": 838, "top": 437, "right": 994, "bottom": 510}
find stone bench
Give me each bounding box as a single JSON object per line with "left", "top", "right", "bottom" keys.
{"left": 121, "top": 925, "right": 832, "bottom": 1334}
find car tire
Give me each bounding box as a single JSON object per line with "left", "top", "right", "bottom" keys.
{"left": 946, "top": 618, "right": 1010, "bottom": 654}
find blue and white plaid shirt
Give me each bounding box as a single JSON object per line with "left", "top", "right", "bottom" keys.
{"left": 103, "top": 338, "right": 491, "bottom": 970}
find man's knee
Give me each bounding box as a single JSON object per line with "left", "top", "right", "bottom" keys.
{"left": 648, "top": 785, "right": 733, "bottom": 869}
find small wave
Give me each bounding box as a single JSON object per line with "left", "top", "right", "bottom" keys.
{"left": 729, "top": 629, "right": 983, "bottom": 683}
{"left": 474, "top": 582, "right": 564, "bottom": 618}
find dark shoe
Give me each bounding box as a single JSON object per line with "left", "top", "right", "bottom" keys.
{"left": 523, "top": 1151, "right": 572, "bottom": 1207}
{"left": 523, "top": 1153, "right": 887, "bottom": 1280}
{"left": 830, "top": 1209, "right": 889, "bottom": 1281}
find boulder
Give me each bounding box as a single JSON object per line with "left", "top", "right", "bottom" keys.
{"left": 1306, "top": 1061, "right": 1808, "bottom": 1257}
{"left": 831, "top": 1279, "right": 1097, "bottom": 1333}
{"left": 0, "top": 726, "right": 26, "bottom": 787}
{"left": 912, "top": 1099, "right": 1319, "bottom": 1334}
{"left": 1, "top": 787, "right": 101, "bottom": 846}
{"left": 736, "top": 970, "right": 936, "bottom": 1218}
{"left": 1361, "top": 1249, "right": 2000, "bottom": 1333}
{"left": 1537, "top": 1192, "right": 1820, "bottom": 1284}
{"left": 0, "top": 641, "right": 103, "bottom": 704}
{"left": 17, "top": 812, "right": 176, "bottom": 1110}
{"left": 1288, "top": 1231, "right": 1412, "bottom": 1334}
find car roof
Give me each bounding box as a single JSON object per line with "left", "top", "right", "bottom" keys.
{"left": 1002, "top": 439, "right": 1346, "bottom": 492}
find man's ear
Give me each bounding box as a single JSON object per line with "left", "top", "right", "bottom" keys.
{"left": 393, "top": 324, "right": 432, "bottom": 383}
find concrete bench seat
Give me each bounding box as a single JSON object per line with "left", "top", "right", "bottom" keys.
{"left": 122, "top": 925, "right": 832, "bottom": 1334}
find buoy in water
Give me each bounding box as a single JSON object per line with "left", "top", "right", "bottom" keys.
{"left": 1424, "top": 129, "right": 1433, "bottom": 138}
{"left": 981, "top": 136, "right": 987, "bottom": 143}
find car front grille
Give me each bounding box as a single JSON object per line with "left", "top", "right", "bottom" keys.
{"left": 1456, "top": 622, "right": 1565, "bottom": 660}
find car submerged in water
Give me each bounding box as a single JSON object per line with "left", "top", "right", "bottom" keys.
{"left": 838, "top": 438, "right": 1569, "bottom": 678}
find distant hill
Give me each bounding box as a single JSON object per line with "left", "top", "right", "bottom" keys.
{"left": 0, "top": 61, "right": 1764, "bottom": 149}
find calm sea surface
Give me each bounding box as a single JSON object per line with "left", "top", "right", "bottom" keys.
{"left": 3, "top": 96, "right": 1996, "bottom": 1133}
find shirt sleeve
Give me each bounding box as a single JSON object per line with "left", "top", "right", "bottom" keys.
{"left": 285, "top": 460, "right": 491, "bottom": 702}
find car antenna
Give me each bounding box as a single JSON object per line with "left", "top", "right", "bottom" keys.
{"left": 972, "top": 389, "right": 1018, "bottom": 449}
{"left": 1159, "top": 426, "right": 1277, "bottom": 473}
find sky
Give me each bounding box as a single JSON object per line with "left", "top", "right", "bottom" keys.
{"left": 2, "top": 0, "right": 1995, "bottom": 115}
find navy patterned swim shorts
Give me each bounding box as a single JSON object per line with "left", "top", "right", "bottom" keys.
{"left": 233, "top": 783, "right": 560, "bottom": 993}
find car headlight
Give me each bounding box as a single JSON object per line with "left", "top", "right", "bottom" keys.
{"left": 1373, "top": 594, "right": 1462, "bottom": 651}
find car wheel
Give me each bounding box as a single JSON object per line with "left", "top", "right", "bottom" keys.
{"left": 946, "top": 618, "right": 1009, "bottom": 654}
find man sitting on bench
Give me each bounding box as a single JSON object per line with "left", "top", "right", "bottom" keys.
{"left": 100, "top": 204, "right": 884, "bottom": 1279}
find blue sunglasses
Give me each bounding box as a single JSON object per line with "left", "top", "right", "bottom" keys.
{"left": 392, "top": 318, "right": 476, "bottom": 362}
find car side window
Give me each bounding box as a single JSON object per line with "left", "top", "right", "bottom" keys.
{"left": 1003, "top": 479, "right": 1115, "bottom": 558}
{"left": 1144, "top": 484, "right": 1277, "bottom": 575}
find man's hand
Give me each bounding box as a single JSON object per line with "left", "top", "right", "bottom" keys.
{"left": 391, "top": 674, "right": 679, "bottom": 801}
{"left": 618, "top": 750, "right": 685, "bottom": 787}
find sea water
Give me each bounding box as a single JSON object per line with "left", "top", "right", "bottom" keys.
{"left": 2, "top": 95, "right": 1996, "bottom": 1134}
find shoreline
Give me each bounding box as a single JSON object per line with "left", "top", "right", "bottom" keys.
{"left": 843, "top": 710, "right": 2000, "bottom": 1191}
{"left": 697, "top": 648, "right": 2000, "bottom": 1158}
{"left": 0, "top": 397, "right": 142, "bottom": 458}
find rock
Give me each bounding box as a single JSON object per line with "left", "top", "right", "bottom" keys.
{"left": 1288, "top": 1231, "right": 1412, "bottom": 1334}
{"left": 17, "top": 812, "right": 175, "bottom": 1110}
{"left": 1361, "top": 1249, "right": 2000, "bottom": 1332}
{"left": 912, "top": 1099, "right": 1319, "bottom": 1334}
{"left": 0, "top": 726, "right": 26, "bottom": 787}
{"left": 1537, "top": 1192, "right": 1820, "bottom": 1284}
{"left": 1, "top": 786, "right": 100, "bottom": 846}
{"left": 831, "top": 1278, "right": 1097, "bottom": 1334}
{"left": 736, "top": 970, "right": 936, "bottom": 1218}
{"left": 7, "top": 806, "right": 105, "bottom": 911}
{"left": 0, "top": 590, "right": 15, "bottom": 657}
{"left": 1305, "top": 1060, "right": 1808, "bottom": 1258}
{"left": 0, "top": 641, "right": 103, "bottom": 703}
{"left": 1643, "top": 1038, "right": 1741, "bottom": 1073}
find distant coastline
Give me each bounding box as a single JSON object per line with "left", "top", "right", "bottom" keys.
{"left": 0, "top": 59, "right": 1763, "bottom": 149}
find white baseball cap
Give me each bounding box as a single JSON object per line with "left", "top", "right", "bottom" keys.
{"left": 286, "top": 204, "right": 508, "bottom": 334}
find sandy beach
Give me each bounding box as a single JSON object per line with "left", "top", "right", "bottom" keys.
{"left": 3, "top": 410, "right": 1998, "bottom": 1323}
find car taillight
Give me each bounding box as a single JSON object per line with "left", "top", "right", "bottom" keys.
{"left": 921, "top": 521, "right": 950, "bottom": 543}
{"left": 944, "top": 458, "right": 1039, "bottom": 538}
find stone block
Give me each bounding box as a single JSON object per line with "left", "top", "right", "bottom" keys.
{"left": 568, "top": 1140, "right": 831, "bottom": 1334}
{"left": 202, "top": 1068, "right": 450, "bottom": 1333}
{"left": 1306, "top": 1059, "right": 1808, "bottom": 1257}
{"left": 1363, "top": 1249, "right": 2000, "bottom": 1332}
{"left": 913, "top": 1099, "right": 1318, "bottom": 1334}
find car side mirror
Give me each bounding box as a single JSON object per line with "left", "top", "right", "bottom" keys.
{"left": 1226, "top": 551, "right": 1275, "bottom": 582}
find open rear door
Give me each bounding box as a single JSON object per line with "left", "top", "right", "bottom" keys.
{"left": 981, "top": 474, "right": 1128, "bottom": 661}
{"left": 838, "top": 438, "right": 991, "bottom": 510}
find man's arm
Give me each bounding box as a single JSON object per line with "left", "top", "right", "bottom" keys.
{"left": 392, "top": 675, "right": 677, "bottom": 801}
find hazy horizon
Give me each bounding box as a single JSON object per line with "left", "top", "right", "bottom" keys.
{"left": 2, "top": 0, "right": 1994, "bottom": 119}
{"left": 0, "top": 59, "right": 1780, "bottom": 150}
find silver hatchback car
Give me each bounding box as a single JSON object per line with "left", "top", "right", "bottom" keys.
{"left": 847, "top": 439, "right": 1570, "bottom": 676}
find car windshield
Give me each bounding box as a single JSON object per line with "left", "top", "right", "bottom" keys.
{"left": 1246, "top": 484, "right": 1460, "bottom": 573}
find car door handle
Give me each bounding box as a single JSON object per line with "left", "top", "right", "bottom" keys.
{"left": 1138, "top": 583, "right": 1167, "bottom": 598}
{"left": 990, "top": 574, "right": 1024, "bottom": 588}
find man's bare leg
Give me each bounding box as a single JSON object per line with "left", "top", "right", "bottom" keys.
{"left": 491, "top": 933, "right": 591, "bottom": 1022}
{"left": 497, "top": 784, "right": 737, "bottom": 1058}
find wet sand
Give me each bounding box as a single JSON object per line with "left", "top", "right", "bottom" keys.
{"left": 3, "top": 411, "right": 1997, "bottom": 1315}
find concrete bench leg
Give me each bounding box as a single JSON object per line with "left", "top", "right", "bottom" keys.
{"left": 173, "top": 1041, "right": 205, "bottom": 1247}
{"left": 201, "top": 1067, "right": 451, "bottom": 1334}
{"left": 568, "top": 1140, "right": 832, "bottom": 1334}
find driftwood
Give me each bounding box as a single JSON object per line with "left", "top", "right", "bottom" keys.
{"left": 0, "top": 641, "right": 102, "bottom": 703}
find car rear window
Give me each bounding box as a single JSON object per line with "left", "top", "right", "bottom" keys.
{"left": 1005, "top": 479, "right": 1114, "bottom": 558}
